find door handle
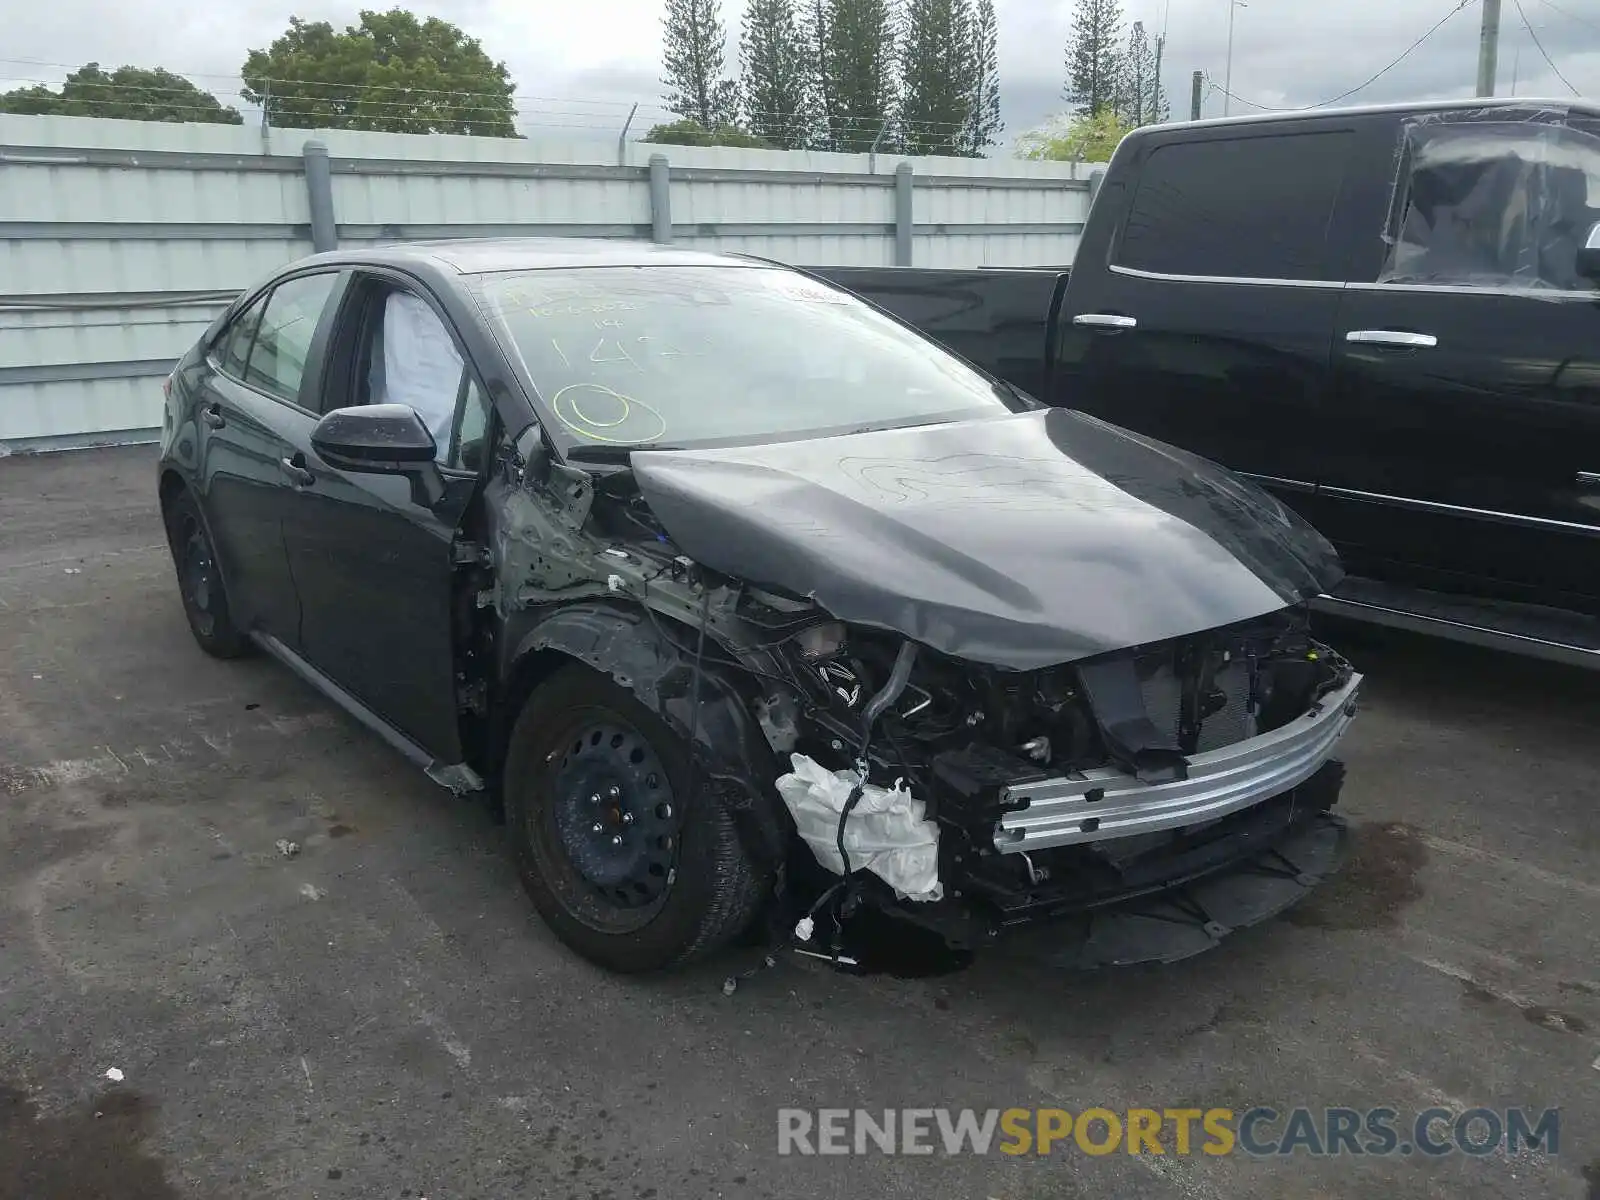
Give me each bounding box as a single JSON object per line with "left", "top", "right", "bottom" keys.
{"left": 1072, "top": 313, "right": 1138, "bottom": 330}
{"left": 201, "top": 403, "right": 225, "bottom": 429}
{"left": 279, "top": 456, "right": 314, "bottom": 488}
{"left": 1345, "top": 329, "right": 1438, "bottom": 348}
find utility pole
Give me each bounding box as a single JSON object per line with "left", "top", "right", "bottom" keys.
{"left": 1223, "top": 0, "right": 1247, "bottom": 116}
{"left": 1153, "top": 34, "right": 1166, "bottom": 123}
{"left": 1191, "top": 69, "right": 1204, "bottom": 120}
{"left": 1476, "top": 0, "right": 1501, "bottom": 96}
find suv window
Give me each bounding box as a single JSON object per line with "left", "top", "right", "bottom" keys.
{"left": 1379, "top": 119, "right": 1600, "bottom": 291}
{"left": 240, "top": 273, "right": 339, "bottom": 405}
{"left": 1116, "top": 130, "right": 1354, "bottom": 281}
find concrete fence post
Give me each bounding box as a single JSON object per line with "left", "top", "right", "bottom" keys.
{"left": 894, "top": 162, "right": 914, "bottom": 266}
{"left": 1087, "top": 167, "right": 1108, "bottom": 208}
{"left": 302, "top": 140, "right": 338, "bottom": 253}
{"left": 648, "top": 154, "right": 672, "bottom": 244}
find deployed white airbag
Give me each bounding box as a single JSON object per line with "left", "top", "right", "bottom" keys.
{"left": 775, "top": 753, "right": 943, "bottom": 902}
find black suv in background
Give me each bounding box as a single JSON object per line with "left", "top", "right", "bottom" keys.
{"left": 814, "top": 98, "right": 1600, "bottom": 668}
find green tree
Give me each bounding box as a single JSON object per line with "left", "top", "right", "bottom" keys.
{"left": 1063, "top": 0, "right": 1123, "bottom": 116}
{"left": 240, "top": 10, "right": 517, "bottom": 136}
{"left": 740, "top": 0, "right": 815, "bottom": 148}
{"left": 803, "top": 0, "right": 836, "bottom": 148}
{"left": 661, "top": 0, "right": 738, "bottom": 130}
{"left": 1116, "top": 20, "right": 1167, "bottom": 128}
{"left": 964, "top": 0, "right": 1003, "bottom": 155}
{"left": 0, "top": 63, "right": 242, "bottom": 123}
{"left": 816, "top": 0, "right": 898, "bottom": 152}
{"left": 1015, "top": 108, "right": 1131, "bottom": 163}
{"left": 642, "top": 119, "right": 769, "bottom": 147}
{"left": 900, "top": 0, "right": 973, "bottom": 156}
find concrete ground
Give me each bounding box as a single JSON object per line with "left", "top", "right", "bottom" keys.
{"left": 1, "top": 444, "right": 1596, "bottom": 1200}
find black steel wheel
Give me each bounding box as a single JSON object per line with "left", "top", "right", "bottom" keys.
{"left": 164, "top": 489, "right": 249, "bottom": 658}
{"left": 545, "top": 720, "right": 681, "bottom": 927}
{"left": 504, "top": 663, "right": 764, "bottom": 972}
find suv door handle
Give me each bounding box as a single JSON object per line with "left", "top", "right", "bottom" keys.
{"left": 1345, "top": 329, "right": 1438, "bottom": 348}
{"left": 1073, "top": 313, "right": 1138, "bottom": 330}
{"left": 201, "top": 403, "right": 225, "bottom": 429}
{"left": 279, "top": 456, "right": 314, "bottom": 488}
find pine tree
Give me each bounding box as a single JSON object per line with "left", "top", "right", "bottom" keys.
{"left": 964, "top": 0, "right": 1002, "bottom": 155}
{"left": 661, "top": 0, "right": 737, "bottom": 129}
{"left": 1116, "top": 20, "right": 1167, "bottom": 127}
{"left": 803, "top": 0, "right": 835, "bottom": 147}
{"left": 816, "top": 0, "right": 898, "bottom": 153}
{"left": 1063, "top": 0, "right": 1123, "bottom": 117}
{"left": 741, "top": 0, "right": 815, "bottom": 148}
{"left": 901, "top": 0, "right": 972, "bottom": 156}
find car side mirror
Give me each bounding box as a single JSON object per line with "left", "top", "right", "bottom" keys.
{"left": 1578, "top": 221, "right": 1600, "bottom": 283}
{"left": 312, "top": 404, "right": 444, "bottom": 506}
{"left": 312, "top": 403, "right": 436, "bottom": 469}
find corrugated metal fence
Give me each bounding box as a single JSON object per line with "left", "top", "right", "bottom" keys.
{"left": 1, "top": 114, "right": 1099, "bottom": 450}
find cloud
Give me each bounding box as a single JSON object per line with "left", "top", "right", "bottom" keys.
{"left": 1, "top": 0, "right": 1594, "bottom": 148}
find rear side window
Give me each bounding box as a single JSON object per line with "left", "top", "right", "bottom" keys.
{"left": 1116, "top": 131, "right": 1354, "bottom": 280}
{"left": 216, "top": 298, "right": 266, "bottom": 379}
{"left": 240, "top": 273, "right": 340, "bottom": 405}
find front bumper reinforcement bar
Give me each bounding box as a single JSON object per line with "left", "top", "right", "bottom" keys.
{"left": 993, "top": 672, "right": 1363, "bottom": 853}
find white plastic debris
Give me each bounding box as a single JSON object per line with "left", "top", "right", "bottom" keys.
{"left": 104, "top": 1067, "right": 124, "bottom": 1082}
{"left": 607, "top": 574, "right": 626, "bottom": 593}
{"left": 794, "top": 916, "right": 815, "bottom": 943}
{"left": 275, "top": 838, "right": 300, "bottom": 859}
{"left": 775, "top": 753, "right": 943, "bottom": 902}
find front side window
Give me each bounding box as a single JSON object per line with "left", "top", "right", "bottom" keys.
{"left": 1115, "top": 130, "right": 1354, "bottom": 281}
{"left": 1379, "top": 118, "right": 1600, "bottom": 291}
{"left": 473, "top": 266, "right": 1014, "bottom": 454}
{"left": 360, "top": 288, "right": 480, "bottom": 467}
{"left": 241, "top": 273, "right": 339, "bottom": 405}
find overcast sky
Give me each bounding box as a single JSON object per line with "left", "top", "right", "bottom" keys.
{"left": 1, "top": 0, "right": 1597, "bottom": 149}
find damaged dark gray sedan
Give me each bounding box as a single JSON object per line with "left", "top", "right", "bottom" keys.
{"left": 157, "top": 239, "right": 1362, "bottom": 974}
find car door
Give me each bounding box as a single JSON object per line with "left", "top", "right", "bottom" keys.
{"left": 195, "top": 272, "right": 344, "bottom": 644}
{"left": 277, "top": 272, "right": 493, "bottom": 763}
{"left": 808, "top": 267, "right": 1066, "bottom": 401}
{"left": 1051, "top": 120, "right": 1359, "bottom": 519}
{"left": 1320, "top": 111, "right": 1600, "bottom": 614}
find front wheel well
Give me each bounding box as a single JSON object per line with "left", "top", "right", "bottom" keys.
{"left": 483, "top": 646, "right": 579, "bottom": 794}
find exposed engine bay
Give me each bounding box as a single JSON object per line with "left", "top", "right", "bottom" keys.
{"left": 480, "top": 413, "right": 1362, "bottom": 968}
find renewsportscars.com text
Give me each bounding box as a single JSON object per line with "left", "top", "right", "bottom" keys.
{"left": 776, "top": 1106, "right": 1561, "bottom": 1158}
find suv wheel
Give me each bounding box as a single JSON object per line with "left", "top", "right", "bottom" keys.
{"left": 503, "top": 664, "right": 763, "bottom": 972}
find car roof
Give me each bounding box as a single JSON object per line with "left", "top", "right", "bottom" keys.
{"left": 305, "top": 237, "right": 760, "bottom": 275}
{"left": 1128, "top": 95, "right": 1600, "bottom": 141}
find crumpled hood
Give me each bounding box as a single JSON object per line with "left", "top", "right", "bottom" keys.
{"left": 629, "top": 407, "right": 1343, "bottom": 670}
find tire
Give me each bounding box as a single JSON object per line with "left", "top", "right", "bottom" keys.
{"left": 163, "top": 488, "right": 250, "bottom": 659}
{"left": 503, "top": 663, "right": 765, "bottom": 973}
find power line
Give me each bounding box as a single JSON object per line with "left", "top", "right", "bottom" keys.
{"left": 1535, "top": 0, "right": 1600, "bottom": 37}
{"left": 1209, "top": 0, "right": 1474, "bottom": 113}
{"left": 0, "top": 85, "right": 980, "bottom": 143}
{"left": 1511, "top": 0, "right": 1583, "bottom": 95}
{"left": 0, "top": 65, "right": 984, "bottom": 138}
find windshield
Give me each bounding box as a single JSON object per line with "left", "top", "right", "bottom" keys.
{"left": 472, "top": 265, "right": 1014, "bottom": 454}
